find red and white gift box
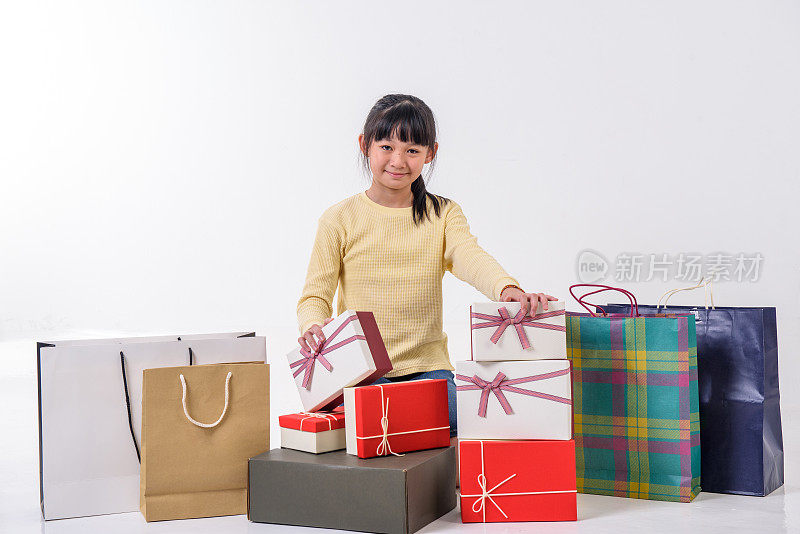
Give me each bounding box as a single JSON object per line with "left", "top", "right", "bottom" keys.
{"left": 470, "top": 301, "right": 567, "bottom": 361}
{"left": 279, "top": 411, "right": 346, "bottom": 454}
{"left": 459, "top": 440, "right": 577, "bottom": 523}
{"left": 343, "top": 379, "right": 451, "bottom": 459}
{"left": 456, "top": 360, "right": 573, "bottom": 440}
{"left": 286, "top": 311, "right": 392, "bottom": 412}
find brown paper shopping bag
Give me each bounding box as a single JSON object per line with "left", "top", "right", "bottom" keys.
{"left": 140, "top": 362, "right": 269, "bottom": 521}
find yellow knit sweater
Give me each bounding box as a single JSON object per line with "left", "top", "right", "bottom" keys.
{"left": 297, "top": 191, "right": 520, "bottom": 377}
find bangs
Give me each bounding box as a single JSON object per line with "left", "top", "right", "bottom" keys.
{"left": 367, "top": 103, "right": 435, "bottom": 148}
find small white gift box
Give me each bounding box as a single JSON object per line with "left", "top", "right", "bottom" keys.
{"left": 456, "top": 360, "right": 573, "bottom": 440}
{"left": 470, "top": 301, "right": 567, "bottom": 361}
{"left": 279, "top": 411, "right": 346, "bottom": 454}
{"left": 286, "top": 310, "right": 392, "bottom": 412}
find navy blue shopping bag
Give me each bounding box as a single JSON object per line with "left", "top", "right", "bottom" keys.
{"left": 601, "top": 299, "right": 783, "bottom": 496}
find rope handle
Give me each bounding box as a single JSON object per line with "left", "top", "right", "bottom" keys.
{"left": 180, "top": 371, "right": 232, "bottom": 428}
{"left": 569, "top": 284, "right": 639, "bottom": 317}
{"left": 657, "top": 278, "right": 715, "bottom": 310}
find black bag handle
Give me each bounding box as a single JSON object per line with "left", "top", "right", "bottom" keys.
{"left": 119, "top": 351, "right": 141, "bottom": 463}
{"left": 119, "top": 343, "right": 194, "bottom": 464}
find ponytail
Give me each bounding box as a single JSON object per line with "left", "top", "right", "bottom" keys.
{"left": 411, "top": 175, "right": 448, "bottom": 225}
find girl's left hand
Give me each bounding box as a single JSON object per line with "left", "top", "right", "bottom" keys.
{"left": 500, "top": 287, "right": 558, "bottom": 316}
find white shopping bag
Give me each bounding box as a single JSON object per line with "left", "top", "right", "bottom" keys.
{"left": 37, "top": 332, "right": 266, "bottom": 520}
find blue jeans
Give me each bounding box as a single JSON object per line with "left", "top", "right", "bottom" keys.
{"left": 372, "top": 369, "right": 457, "bottom": 437}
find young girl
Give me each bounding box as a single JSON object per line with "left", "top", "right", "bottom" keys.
{"left": 296, "top": 94, "right": 556, "bottom": 439}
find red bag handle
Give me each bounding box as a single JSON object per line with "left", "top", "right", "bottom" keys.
{"left": 569, "top": 284, "right": 639, "bottom": 317}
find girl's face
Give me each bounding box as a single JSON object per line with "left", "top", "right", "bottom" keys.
{"left": 360, "top": 134, "right": 437, "bottom": 191}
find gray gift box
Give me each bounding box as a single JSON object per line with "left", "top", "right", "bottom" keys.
{"left": 248, "top": 446, "right": 456, "bottom": 534}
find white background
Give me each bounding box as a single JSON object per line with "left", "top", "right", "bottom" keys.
{"left": 1, "top": 1, "right": 799, "bottom": 532}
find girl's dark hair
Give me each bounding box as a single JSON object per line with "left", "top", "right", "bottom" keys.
{"left": 360, "top": 94, "right": 449, "bottom": 224}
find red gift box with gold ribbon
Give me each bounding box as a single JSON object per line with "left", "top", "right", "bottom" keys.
{"left": 459, "top": 440, "right": 577, "bottom": 523}
{"left": 343, "top": 379, "right": 451, "bottom": 459}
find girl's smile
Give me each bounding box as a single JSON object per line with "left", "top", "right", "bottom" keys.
{"left": 360, "top": 134, "right": 438, "bottom": 194}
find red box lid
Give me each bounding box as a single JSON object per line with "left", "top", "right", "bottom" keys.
{"left": 279, "top": 411, "right": 346, "bottom": 432}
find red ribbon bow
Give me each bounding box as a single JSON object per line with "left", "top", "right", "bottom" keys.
{"left": 471, "top": 306, "right": 566, "bottom": 350}
{"left": 456, "top": 369, "right": 572, "bottom": 418}
{"left": 289, "top": 314, "right": 365, "bottom": 390}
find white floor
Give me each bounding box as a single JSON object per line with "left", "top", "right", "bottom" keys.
{"left": 2, "top": 340, "right": 797, "bottom": 534}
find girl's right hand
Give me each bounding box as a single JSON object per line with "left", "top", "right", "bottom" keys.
{"left": 298, "top": 318, "right": 334, "bottom": 353}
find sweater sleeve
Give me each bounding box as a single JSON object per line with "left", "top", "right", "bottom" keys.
{"left": 443, "top": 202, "right": 520, "bottom": 301}
{"left": 297, "top": 214, "right": 343, "bottom": 334}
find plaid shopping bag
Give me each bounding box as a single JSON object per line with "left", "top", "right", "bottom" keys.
{"left": 566, "top": 284, "right": 701, "bottom": 502}
{"left": 603, "top": 280, "right": 783, "bottom": 496}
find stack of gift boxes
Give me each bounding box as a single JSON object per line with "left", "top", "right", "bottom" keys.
{"left": 457, "top": 300, "right": 577, "bottom": 522}
{"left": 36, "top": 293, "right": 785, "bottom": 529}
{"left": 250, "top": 310, "right": 457, "bottom": 534}
{"left": 37, "top": 305, "right": 575, "bottom": 531}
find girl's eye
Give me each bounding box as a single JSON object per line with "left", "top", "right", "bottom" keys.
{"left": 408, "top": 149, "right": 419, "bottom": 154}
{"left": 380, "top": 145, "right": 391, "bottom": 151}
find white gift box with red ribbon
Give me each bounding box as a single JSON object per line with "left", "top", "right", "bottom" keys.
{"left": 470, "top": 301, "right": 567, "bottom": 361}
{"left": 456, "top": 360, "right": 573, "bottom": 440}
{"left": 285, "top": 310, "right": 392, "bottom": 412}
